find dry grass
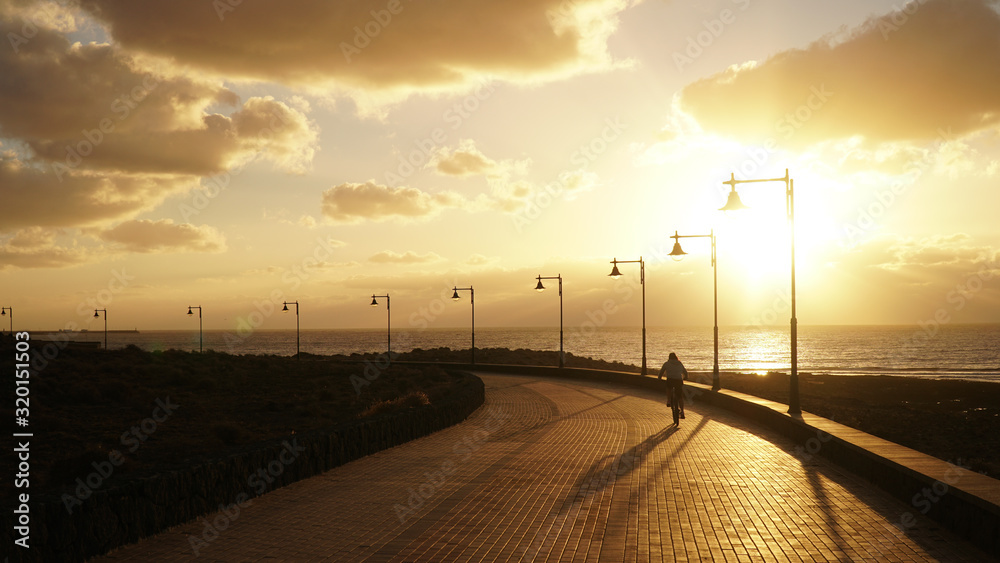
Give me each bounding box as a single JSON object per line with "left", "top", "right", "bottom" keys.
{"left": 0, "top": 341, "right": 465, "bottom": 499}
{"left": 358, "top": 391, "right": 431, "bottom": 418}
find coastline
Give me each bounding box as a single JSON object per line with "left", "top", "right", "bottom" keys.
{"left": 23, "top": 324, "right": 1000, "bottom": 382}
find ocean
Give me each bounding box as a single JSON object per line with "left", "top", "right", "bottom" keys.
{"left": 34, "top": 324, "right": 1000, "bottom": 381}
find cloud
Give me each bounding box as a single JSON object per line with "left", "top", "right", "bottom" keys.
{"left": 832, "top": 234, "right": 999, "bottom": 295}
{"left": 75, "top": 0, "right": 631, "bottom": 95}
{"left": 431, "top": 142, "right": 501, "bottom": 177}
{"left": 320, "top": 181, "right": 465, "bottom": 224}
{"left": 98, "top": 219, "right": 226, "bottom": 253}
{"left": 679, "top": 0, "right": 1000, "bottom": 146}
{"left": 466, "top": 253, "right": 498, "bottom": 266}
{"left": 1, "top": 0, "right": 79, "bottom": 37}
{"left": 874, "top": 234, "right": 997, "bottom": 271}
{"left": 424, "top": 140, "right": 596, "bottom": 215}
{"left": 368, "top": 250, "right": 444, "bottom": 264}
{"left": 241, "top": 266, "right": 284, "bottom": 276}
{"left": 0, "top": 24, "right": 319, "bottom": 175}
{"left": 0, "top": 155, "right": 197, "bottom": 232}
{"left": 0, "top": 19, "right": 319, "bottom": 232}
{"left": 0, "top": 227, "right": 89, "bottom": 269}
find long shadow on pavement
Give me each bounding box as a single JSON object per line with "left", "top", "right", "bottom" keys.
{"left": 570, "top": 376, "right": 991, "bottom": 561}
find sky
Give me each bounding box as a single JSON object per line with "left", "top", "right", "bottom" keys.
{"left": 1, "top": 0, "right": 999, "bottom": 333}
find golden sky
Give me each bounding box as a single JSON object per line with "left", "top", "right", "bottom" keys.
{"left": 1, "top": 0, "right": 998, "bottom": 332}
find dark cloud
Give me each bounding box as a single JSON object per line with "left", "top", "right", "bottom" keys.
{"left": 0, "top": 18, "right": 318, "bottom": 235}
{"left": 0, "top": 24, "right": 317, "bottom": 175}
{"left": 0, "top": 227, "right": 89, "bottom": 269}
{"left": 0, "top": 155, "right": 195, "bottom": 232}
{"left": 680, "top": 0, "right": 1000, "bottom": 146}
{"left": 75, "top": 0, "right": 628, "bottom": 91}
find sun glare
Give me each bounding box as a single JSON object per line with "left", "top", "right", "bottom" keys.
{"left": 706, "top": 165, "right": 843, "bottom": 288}
{"left": 714, "top": 192, "right": 791, "bottom": 283}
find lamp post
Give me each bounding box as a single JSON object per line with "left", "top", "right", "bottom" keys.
{"left": 1, "top": 307, "right": 11, "bottom": 334}
{"left": 187, "top": 306, "right": 203, "bottom": 353}
{"left": 668, "top": 230, "right": 720, "bottom": 391}
{"left": 370, "top": 293, "right": 390, "bottom": 357}
{"left": 534, "top": 275, "right": 564, "bottom": 368}
{"left": 93, "top": 308, "right": 107, "bottom": 350}
{"left": 282, "top": 300, "right": 300, "bottom": 358}
{"left": 608, "top": 257, "right": 647, "bottom": 375}
{"left": 717, "top": 168, "right": 800, "bottom": 415}
{"left": 451, "top": 286, "right": 474, "bottom": 365}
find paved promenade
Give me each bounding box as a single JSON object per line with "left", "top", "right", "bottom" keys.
{"left": 94, "top": 373, "right": 992, "bottom": 562}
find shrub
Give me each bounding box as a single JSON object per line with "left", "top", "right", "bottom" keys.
{"left": 358, "top": 391, "right": 430, "bottom": 418}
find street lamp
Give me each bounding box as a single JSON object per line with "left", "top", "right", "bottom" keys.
{"left": 534, "top": 275, "right": 564, "bottom": 368}
{"left": 187, "top": 306, "right": 203, "bottom": 353}
{"left": 451, "top": 285, "right": 475, "bottom": 365}
{"left": 717, "top": 168, "right": 800, "bottom": 414}
{"left": 668, "top": 230, "right": 721, "bottom": 391}
{"left": 370, "top": 293, "right": 390, "bottom": 357}
{"left": 282, "top": 300, "right": 300, "bottom": 358}
{"left": 608, "top": 257, "right": 647, "bottom": 375}
{"left": 93, "top": 308, "right": 107, "bottom": 350}
{"left": 1, "top": 307, "right": 11, "bottom": 334}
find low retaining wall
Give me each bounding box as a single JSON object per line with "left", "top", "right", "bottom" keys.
{"left": 408, "top": 362, "right": 1000, "bottom": 558}
{"left": 3, "top": 371, "right": 484, "bottom": 563}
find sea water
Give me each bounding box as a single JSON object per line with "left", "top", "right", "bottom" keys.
{"left": 37, "top": 324, "right": 1000, "bottom": 381}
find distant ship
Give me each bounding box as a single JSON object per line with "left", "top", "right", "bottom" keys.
{"left": 51, "top": 328, "right": 140, "bottom": 334}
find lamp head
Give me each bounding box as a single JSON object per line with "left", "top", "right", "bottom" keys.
{"left": 187, "top": 307, "right": 193, "bottom": 316}
{"left": 370, "top": 296, "right": 378, "bottom": 307}
{"left": 668, "top": 240, "right": 687, "bottom": 261}
{"left": 719, "top": 188, "right": 749, "bottom": 212}
{"left": 451, "top": 288, "right": 461, "bottom": 301}
{"left": 535, "top": 277, "right": 545, "bottom": 292}
{"left": 1, "top": 309, "right": 5, "bottom": 316}
{"left": 282, "top": 303, "right": 289, "bottom": 312}
{"left": 608, "top": 263, "right": 622, "bottom": 279}
{"left": 94, "top": 310, "right": 100, "bottom": 318}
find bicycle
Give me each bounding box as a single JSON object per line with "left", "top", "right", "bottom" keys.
{"left": 667, "top": 380, "right": 682, "bottom": 426}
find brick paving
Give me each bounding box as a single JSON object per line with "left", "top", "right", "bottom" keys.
{"left": 92, "top": 373, "right": 993, "bottom": 562}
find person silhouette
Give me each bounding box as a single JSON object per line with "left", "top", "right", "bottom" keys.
{"left": 658, "top": 352, "right": 688, "bottom": 419}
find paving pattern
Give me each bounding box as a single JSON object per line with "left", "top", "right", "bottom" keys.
{"left": 93, "top": 373, "right": 993, "bottom": 562}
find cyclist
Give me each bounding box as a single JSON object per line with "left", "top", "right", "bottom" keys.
{"left": 658, "top": 352, "right": 689, "bottom": 420}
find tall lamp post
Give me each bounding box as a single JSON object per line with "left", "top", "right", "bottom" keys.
{"left": 717, "top": 168, "right": 800, "bottom": 415}
{"left": 187, "top": 306, "right": 203, "bottom": 353}
{"left": 534, "top": 275, "right": 564, "bottom": 368}
{"left": 608, "top": 257, "right": 647, "bottom": 375}
{"left": 668, "top": 230, "right": 720, "bottom": 391}
{"left": 451, "top": 285, "right": 474, "bottom": 365}
{"left": 93, "top": 308, "right": 107, "bottom": 350}
{"left": 282, "top": 300, "right": 300, "bottom": 358}
{"left": 1, "top": 307, "right": 11, "bottom": 334}
{"left": 370, "top": 293, "right": 390, "bottom": 357}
